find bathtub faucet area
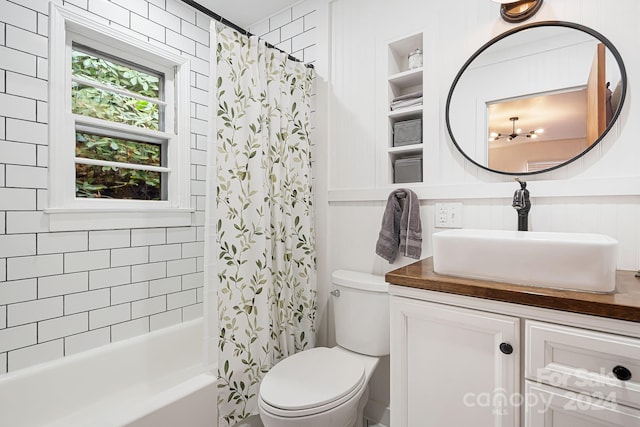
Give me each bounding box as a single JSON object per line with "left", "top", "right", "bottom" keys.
{"left": 512, "top": 178, "right": 531, "bottom": 231}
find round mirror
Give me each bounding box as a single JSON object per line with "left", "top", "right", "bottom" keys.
{"left": 446, "top": 21, "right": 627, "bottom": 175}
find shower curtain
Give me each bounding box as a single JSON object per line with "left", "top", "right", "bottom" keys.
{"left": 213, "top": 25, "right": 317, "bottom": 426}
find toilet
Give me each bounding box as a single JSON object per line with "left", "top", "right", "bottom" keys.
{"left": 258, "top": 270, "right": 390, "bottom": 427}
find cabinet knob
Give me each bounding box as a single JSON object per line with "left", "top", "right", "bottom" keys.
{"left": 613, "top": 365, "right": 632, "bottom": 381}
{"left": 499, "top": 342, "right": 513, "bottom": 355}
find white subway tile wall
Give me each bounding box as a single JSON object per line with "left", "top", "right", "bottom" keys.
{"left": 8, "top": 339, "right": 63, "bottom": 371}
{"left": 247, "top": 1, "right": 318, "bottom": 140}
{"left": 65, "top": 327, "right": 110, "bottom": 355}
{"left": 0, "top": 0, "right": 318, "bottom": 375}
{"left": 248, "top": 2, "right": 318, "bottom": 64}
{"left": 0, "top": 113, "right": 5, "bottom": 139}
{"left": 0, "top": 0, "right": 210, "bottom": 374}
{"left": 150, "top": 308, "right": 182, "bottom": 330}
{"left": 111, "top": 317, "right": 149, "bottom": 342}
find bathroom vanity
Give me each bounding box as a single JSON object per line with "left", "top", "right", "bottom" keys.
{"left": 386, "top": 258, "right": 640, "bottom": 427}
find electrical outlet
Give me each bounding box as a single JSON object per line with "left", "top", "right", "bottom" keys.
{"left": 434, "top": 202, "right": 463, "bottom": 228}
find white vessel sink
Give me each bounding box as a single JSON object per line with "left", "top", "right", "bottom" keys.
{"left": 432, "top": 229, "right": 618, "bottom": 293}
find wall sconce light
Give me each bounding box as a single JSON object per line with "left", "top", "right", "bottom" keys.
{"left": 491, "top": 0, "right": 544, "bottom": 23}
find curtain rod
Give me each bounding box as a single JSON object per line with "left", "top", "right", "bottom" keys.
{"left": 180, "top": 0, "right": 314, "bottom": 69}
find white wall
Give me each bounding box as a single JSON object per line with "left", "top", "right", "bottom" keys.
{"left": 6, "top": 0, "right": 635, "bottom": 423}
{"left": 0, "top": 0, "right": 211, "bottom": 375}
{"left": 325, "top": 0, "right": 640, "bottom": 423}
{"left": 248, "top": 0, "right": 319, "bottom": 64}
{"left": 328, "top": 0, "right": 640, "bottom": 274}
{"left": 0, "top": 0, "right": 326, "bottom": 380}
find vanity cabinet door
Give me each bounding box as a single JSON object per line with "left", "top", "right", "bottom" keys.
{"left": 390, "top": 296, "right": 520, "bottom": 427}
{"left": 526, "top": 381, "right": 640, "bottom": 427}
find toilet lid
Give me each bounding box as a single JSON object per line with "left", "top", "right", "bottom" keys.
{"left": 260, "top": 347, "right": 366, "bottom": 411}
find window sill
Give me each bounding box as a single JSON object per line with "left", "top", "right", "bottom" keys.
{"left": 45, "top": 207, "right": 194, "bottom": 231}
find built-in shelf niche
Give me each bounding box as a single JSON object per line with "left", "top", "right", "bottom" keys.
{"left": 388, "top": 32, "right": 423, "bottom": 76}
{"left": 387, "top": 32, "right": 424, "bottom": 185}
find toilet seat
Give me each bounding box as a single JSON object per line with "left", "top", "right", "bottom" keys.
{"left": 259, "top": 347, "right": 366, "bottom": 418}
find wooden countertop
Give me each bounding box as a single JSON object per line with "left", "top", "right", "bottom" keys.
{"left": 385, "top": 257, "right": 640, "bottom": 323}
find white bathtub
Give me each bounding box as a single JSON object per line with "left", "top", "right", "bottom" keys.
{"left": 0, "top": 318, "right": 217, "bottom": 427}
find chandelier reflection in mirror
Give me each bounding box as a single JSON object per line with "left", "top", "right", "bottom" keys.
{"left": 489, "top": 116, "right": 544, "bottom": 142}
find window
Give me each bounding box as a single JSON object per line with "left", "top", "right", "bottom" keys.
{"left": 48, "top": 4, "right": 192, "bottom": 230}
{"left": 73, "top": 46, "right": 166, "bottom": 200}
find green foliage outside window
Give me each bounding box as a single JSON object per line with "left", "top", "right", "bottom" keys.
{"left": 71, "top": 49, "right": 165, "bottom": 200}
{"left": 72, "top": 49, "right": 160, "bottom": 98}
{"left": 76, "top": 132, "right": 162, "bottom": 200}
{"left": 72, "top": 83, "right": 160, "bottom": 130}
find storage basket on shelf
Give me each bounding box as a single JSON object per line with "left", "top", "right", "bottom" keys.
{"left": 393, "top": 118, "right": 422, "bottom": 147}
{"left": 394, "top": 156, "right": 422, "bottom": 183}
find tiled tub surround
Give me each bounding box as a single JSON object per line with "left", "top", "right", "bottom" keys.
{"left": 248, "top": 0, "right": 318, "bottom": 64}
{"left": 0, "top": 318, "right": 216, "bottom": 426}
{"left": 0, "top": 0, "right": 211, "bottom": 374}
{"left": 0, "top": 228, "right": 205, "bottom": 371}
{"left": 0, "top": 0, "right": 320, "bottom": 376}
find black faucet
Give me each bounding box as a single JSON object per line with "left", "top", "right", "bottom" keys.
{"left": 512, "top": 178, "right": 531, "bottom": 231}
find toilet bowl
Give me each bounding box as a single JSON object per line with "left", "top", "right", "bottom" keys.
{"left": 258, "top": 347, "right": 379, "bottom": 427}
{"left": 258, "top": 270, "right": 389, "bottom": 427}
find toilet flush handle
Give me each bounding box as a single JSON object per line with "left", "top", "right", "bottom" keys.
{"left": 330, "top": 289, "right": 340, "bottom": 297}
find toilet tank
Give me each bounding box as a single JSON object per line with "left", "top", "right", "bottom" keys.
{"left": 331, "top": 270, "right": 390, "bottom": 357}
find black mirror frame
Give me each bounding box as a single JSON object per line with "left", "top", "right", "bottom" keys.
{"left": 445, "top": 20, "right": 627, "bottom": 176}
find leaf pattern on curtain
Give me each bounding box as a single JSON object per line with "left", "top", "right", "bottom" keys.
{"left": 214, "top": 25, "right": 317, "bottom": 427}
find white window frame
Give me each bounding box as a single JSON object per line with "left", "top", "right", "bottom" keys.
{"left": 47, "top": 3, "right": 192, "bottom": 231}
